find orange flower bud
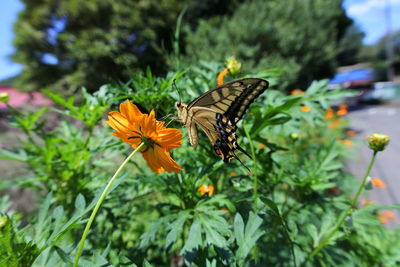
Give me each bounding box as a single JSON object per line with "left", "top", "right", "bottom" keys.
{"left": 371, "top": 178, "right": 386, "bottom": 188}
{"left": 198, "top": 185, "right": 214, "bottom": 196}
{"left": 300, "top": 106, "right": 311, "bottom": 112}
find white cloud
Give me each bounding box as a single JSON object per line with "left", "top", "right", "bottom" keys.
{"left": 348, "top": 0, "right": 400, "bottom": 16}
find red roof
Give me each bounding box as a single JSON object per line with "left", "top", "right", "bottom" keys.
{"left": 0, "top": 86, "right": 52, "bottom": 109}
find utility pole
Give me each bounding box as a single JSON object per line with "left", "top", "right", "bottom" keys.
{"left": 385, "top": 0, "right": 394, "bottom": 81}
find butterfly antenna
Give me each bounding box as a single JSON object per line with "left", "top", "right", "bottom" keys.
{"left": 173, "top": 79, "right": 183, "bottom": 104}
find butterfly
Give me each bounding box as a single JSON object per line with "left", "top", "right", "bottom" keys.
{"left": 176, "top": 78, "right": 269, "bottom": 167}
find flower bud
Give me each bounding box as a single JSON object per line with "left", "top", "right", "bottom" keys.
{"left": 364, "top": 176, "right": 373, "bottom": 190}
{"left": 225, "top": 57, "right": 241, "bottom": 75}
{"left": 0, "top": 92, "right": 10, "bottom": 103}
{"left": 368, "top": 133, "right": 390, "bottom": 152}
{"left": 0, "top": 217, "right": 8, "bottom": 231}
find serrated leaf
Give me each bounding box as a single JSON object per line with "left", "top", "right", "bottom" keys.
{"left": 165, "top": 211, "right": 190, "bottom": 249}
{"left": 235, "top": 212, "right": 264, "bottom": 261}
{"left": 181, "top": 219, "right": 202, "bottom": 254}
{"left": 233, "top": 213, "right": 245, "bottom": 245}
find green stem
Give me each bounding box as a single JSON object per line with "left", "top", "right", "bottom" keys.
{"left": 306, "top": 151, "right": 378, "bottom": 260}
{"left": 243, "top": 127, "right": 258, "bottom": 210}
{"left": 73, "top": 143, "right": 145, "bottom": 267}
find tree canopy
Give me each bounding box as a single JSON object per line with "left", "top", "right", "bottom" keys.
{"left": 182, "top": 0, "right": 353, "bottom": 89}
{"left": 12, "top": 0, "right": 355, "bottom": 92}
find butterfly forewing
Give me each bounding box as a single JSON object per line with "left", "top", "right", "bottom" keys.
{"left": 188, "top": 78, "right": 269, "bottom": 127}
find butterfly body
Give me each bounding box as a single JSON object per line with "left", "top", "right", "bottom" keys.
{"left": 176, "top": 78, "right": 269, "bottom": 164}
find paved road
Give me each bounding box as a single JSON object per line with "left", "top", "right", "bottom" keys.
{"left": 346, "top": 101, "right": 400, "bottom": 228}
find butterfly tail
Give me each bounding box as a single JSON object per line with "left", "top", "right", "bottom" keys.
{"left": 236, "top": 144, "right": 252, "bottom": 159}
{"left": 233, "top": 152, "right": 251, "bottom": 173}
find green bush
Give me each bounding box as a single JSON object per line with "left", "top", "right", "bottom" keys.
{"left": 1, "top": 62, "right": 399, "bottom": 266}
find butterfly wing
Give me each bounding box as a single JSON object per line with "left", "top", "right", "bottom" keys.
{"left": 188, "top": 78, "right": 269, "bottom": 126}
{"left": 187, "top": 78, "right": 269, "bottom": 165}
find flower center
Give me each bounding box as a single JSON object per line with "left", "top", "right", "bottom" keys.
{"left": 141, "top": 136, "right": 157, "bottom": 152}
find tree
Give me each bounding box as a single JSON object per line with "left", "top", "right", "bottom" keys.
{"left": 12, "top": 0, "right": 242, "bottom": 92}
{"left": 181, "top": 0, "right": 354, "bottom": 89}
{"left": 336, "top": 24, "right": 365, "bottom": 66}
{"left": 358, "top": 30, "right": 400, "bottom": 81}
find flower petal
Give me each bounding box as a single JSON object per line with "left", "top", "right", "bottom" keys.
{"left": 142, "top": 145, "right": 182, "bottom": 174}
{"left": 157, "top": 128, "right": 183, "bottom": 148}
{"left": 120, "top": 100, "right": 144, "bottom": 123}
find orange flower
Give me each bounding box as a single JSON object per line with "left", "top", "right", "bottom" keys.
{"left": 378, "top": 210, "right": 396, "bottom": 224}
{"left": 258, "top": 143, "right": 267, "bottom": 148}
{"left": 217, "top": 68, "right": 230, "bottom": 85}
{"left": 325, "top": 108, "right": 334, "bottom": 119}
{"left": 198, "top": 185, "right": 214, "bottom": 196}
{"left": 342, "top": 139, "right": 352, "bottom": 147}
{"left": 107, "top": 100, "right": 183, "bottom": 174}
{"left": 378, "top": 214, "right": 388, "bottom": 224}
{"left": 336, "top": 108, "right": 348, "bottom": 116}
{"left": 291, "top": 89, "right": 305, "bottom": 96}
{"left": 360, "top": 199, "right": 373, "bottom": 206}
{"left": 300, "top": 105, "right": 311, "bottom": 112}
{"left": 339, "top": 104, "right": 348, "bottom": 110}
{"left": 371, "top": 178, "right": 386, "bottom": 188}
{"left": 345, "top": 130, "right": 357, "bottom": 136}
{"left": 230, "top": 172, "right": 238, "bottom": 177}
{"left": 382, "top": 210, "right": 395, "bottom": 220}
{"left": 328, "top": 118, "right": 341, "bottom": 128}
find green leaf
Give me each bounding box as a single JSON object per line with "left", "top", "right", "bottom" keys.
{"left": 0, "top": 149, "right": 27, "bottom": 162}
{"left": 233, "top": 213, "right": 245, "bottom": 245}
{"left": 165, "top": 211, "right": 190, "bottom": 249}
{"left": 143, "top": 259, "right": 154, "bottom": 267}
{"left": 181, "top": 219, "right": 203, "bottom": 254}
{"left": 234, "top": 212, "right": 265, "bottom": 261}
{"left": 74, "top": 194, "right": 86, "bottom": 211}
{"left": 53, "top": 246, "right": 73, "bottom": 264}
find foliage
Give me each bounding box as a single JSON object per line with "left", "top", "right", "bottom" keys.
{"left": 358, "top": 30, "right": 400, "bottom": 81}
{"left": 336, "top": 24, "right": 365, "bottom": 66}
{"left": 1, "top": 62, "right": 400, "bottom": 266}
{"left": 181, "top": 0, "right": 353, "bottom": 90}
{"left": 11, "top": 0, "right": 242, "bottom": 92}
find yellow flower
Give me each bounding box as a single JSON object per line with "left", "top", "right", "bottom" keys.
{"left": 371, "top": 178, "right": 386, "bottom": 188}
{"left": 300, "top": 105, "right": 311, "bottom": 112}
{"left": 107, "top": 100, "right": 183, "bottom": 174}
{"left": 290, "top": 133, "right": 299, "bottom": 140}
{"left": 198, "top": 185, "right": 214, "bottom": 196}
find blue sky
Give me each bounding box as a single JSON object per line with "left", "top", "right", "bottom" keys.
{"left": 0, "top": 0, "right": 400, "bottom": 81}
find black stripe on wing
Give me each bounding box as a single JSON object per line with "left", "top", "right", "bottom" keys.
{"left": 224, "top": 79, "right": 268, "bottom": 125}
